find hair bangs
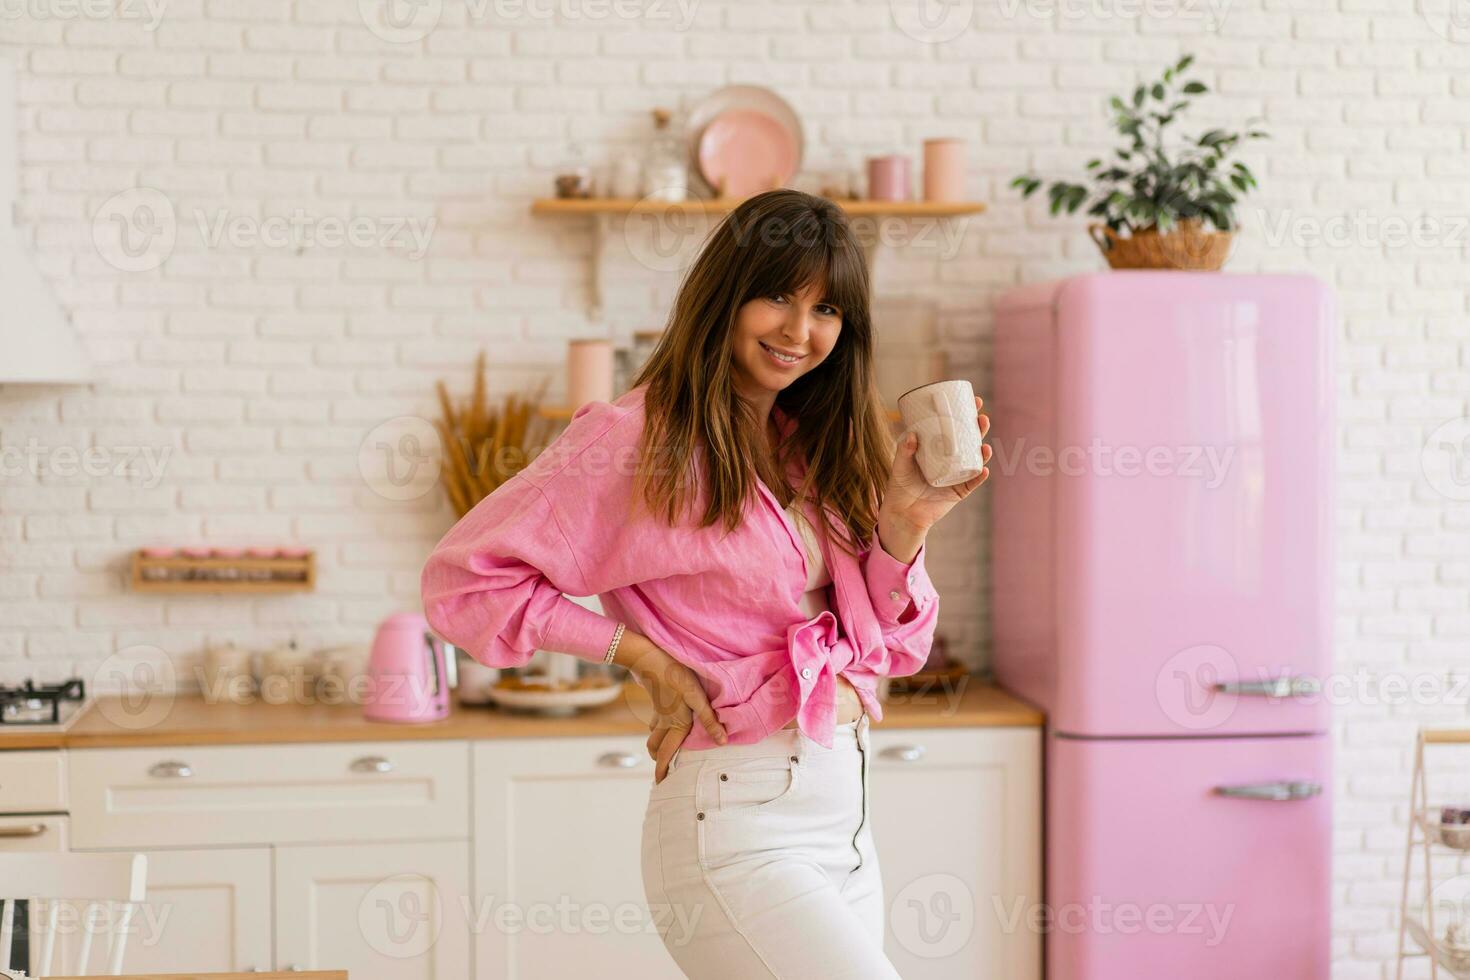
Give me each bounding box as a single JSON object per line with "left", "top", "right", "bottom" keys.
{"left": 738, "top": 213, "right": 868, "bottom": 319}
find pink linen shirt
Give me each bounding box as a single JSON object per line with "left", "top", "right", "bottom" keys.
{"left": 420, "top": 384, "right": 939, "bottom": 750}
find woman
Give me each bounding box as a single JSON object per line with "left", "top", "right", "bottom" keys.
{"left": 421, "top": 189, "right": 991, "bottom": 978}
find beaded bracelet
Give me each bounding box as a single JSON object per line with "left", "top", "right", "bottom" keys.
{"left": 603, "top": 621, "right": 626, "bottom": 665}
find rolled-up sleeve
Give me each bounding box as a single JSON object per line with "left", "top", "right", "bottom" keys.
{"left": 420, "top": 475, "right": 621, "bottom": 667}
{"left": 859, "top": 539, "right": 940, "bottom": 676}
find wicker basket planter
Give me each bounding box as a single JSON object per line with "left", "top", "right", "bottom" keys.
{"left": 1088, "top": 219, "right": 1234, "bottom": 271}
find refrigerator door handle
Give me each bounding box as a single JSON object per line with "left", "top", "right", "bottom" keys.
{"left": 1212, "top": 676, "right": 1321, "bottom": 698}
{"left": 1214, "top": 780, "right": 1323, "bottom": 801}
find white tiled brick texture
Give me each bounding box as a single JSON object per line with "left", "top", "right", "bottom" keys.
{"left": 2, "top": 3, "right": 1468, "bottom": 974}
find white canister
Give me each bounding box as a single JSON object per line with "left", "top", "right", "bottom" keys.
{"left": 258, "top": 640, "right": 308, "bottom": 706}
{"left": 315, "top": 645, "right": 368, "bottom": 706}
{"left": 202, "top": 642, "right": 255, "bottom": 704}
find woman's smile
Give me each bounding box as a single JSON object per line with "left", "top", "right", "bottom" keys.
{"left": 758, "top": 339, "right": 806, "bottom": 366}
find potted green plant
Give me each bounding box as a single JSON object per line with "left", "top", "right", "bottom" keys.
{"left": 1010, "top": 55, "right": 1267, "bottom": 271}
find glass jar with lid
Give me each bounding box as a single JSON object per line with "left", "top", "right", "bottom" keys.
{"left": 640, "top": 108, "right": 687, "bottom": 202}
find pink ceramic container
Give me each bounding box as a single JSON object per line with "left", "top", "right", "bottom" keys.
{"left": 922, "top": 138, "right": 966, "bottom": 201}
{"left": 866, "top": 154, "right": 911, "bottom": 202}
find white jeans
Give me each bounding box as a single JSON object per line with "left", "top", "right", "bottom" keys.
{"left": 640, "top": 712, "right": 902, "bottom": 979}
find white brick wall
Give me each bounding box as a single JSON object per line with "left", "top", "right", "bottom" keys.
{"left": 2, "top": 2, "right": 1468, "bottom": 974}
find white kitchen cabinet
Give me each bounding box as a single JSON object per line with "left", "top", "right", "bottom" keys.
{"left": 49, "top": 718, "right": 1042, "bottom": 980}
{"left": 869, "top": 726, "right": 1042, "bottom": 980}
{"left": 0, "top": 813, "right": 67, "bottom": 852}
{"left": 113, "top": 847, "right": 272, "bottom": 975}
{"left": 68, "top": 741, "right": 469, "bottom": 849}
{"left": 0, "top": 749, "right": 66, "bottom": 813}
{"left": 1, "top": 814, "right": 71, "bottom": 977}
{"left": 473, "top": 728, "right": 1041, "bottom": 980}
{"left": 274, "top": 840, "right": 471, "bottom": 979}
{"left": 474, "top": 736, "right": 683, "bottom": 980}
{"left": 2, "top": 822, "right": 269, "bottom": 977}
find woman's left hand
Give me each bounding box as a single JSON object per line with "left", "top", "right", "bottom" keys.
{"left": 879, "top": 395, "right": 991, "bottom": 543}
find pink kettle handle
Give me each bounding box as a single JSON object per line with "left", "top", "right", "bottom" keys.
{"left": 425, "top": 630, "right": 448, "bottom": 708}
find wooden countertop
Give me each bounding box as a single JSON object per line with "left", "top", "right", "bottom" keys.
{"left": 50, "top": 974, "right": 345, "bottom": 980}
{"left": 5, "top": 676, "right": 1042, "bottom": 750}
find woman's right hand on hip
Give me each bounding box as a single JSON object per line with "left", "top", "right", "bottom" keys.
{"left": 619, "top": 634, "right": 727, "bottom": 784}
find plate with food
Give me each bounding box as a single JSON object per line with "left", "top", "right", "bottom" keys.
{"left": 486, "top": 673, "right": 624, "bottom": 716}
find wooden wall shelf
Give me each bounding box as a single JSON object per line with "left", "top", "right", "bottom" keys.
{"left": 531, "top": 196, "right": 986, "bottom": 320}
{"left": 537, "top": 404, "right": 903, "bottom": 423}
{"left": 531, "top": 197, "right": 987, "bottom": 218}
{"left": 129, "top": 550, "right": 316, "bottom": 594}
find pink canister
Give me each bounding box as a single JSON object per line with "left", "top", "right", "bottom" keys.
{"left": 923, "top": 138, "right": 967, "bottom": 202}
{"left": 566, "top": 339, "right": 614, "bottom": 409}
{"left": 866, "top": 155, "right": 911, "bottom": 202}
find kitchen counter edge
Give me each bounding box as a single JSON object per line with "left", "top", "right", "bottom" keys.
{"left": 3, "top": 678, "right": 1043, "bottom": 750}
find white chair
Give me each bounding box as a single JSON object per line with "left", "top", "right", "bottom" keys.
{"left": 0, "top": 853, "right": 147, "bottom": 977}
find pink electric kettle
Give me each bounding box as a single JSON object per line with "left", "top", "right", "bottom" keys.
{"left": 363, "top": 612, "right": 451, "bottom": 723}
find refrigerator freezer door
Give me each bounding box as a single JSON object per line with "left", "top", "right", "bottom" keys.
{"left": 994, "top": 272, "right": 1335, "bottom": 738}
{"left": 1047, "top": 733, "right": 1331, "bottom": 980}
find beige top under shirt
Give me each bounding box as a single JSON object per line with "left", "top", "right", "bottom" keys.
{"left": 786, "top": 500, "right": 832, "bottom": 616}
{"left": 781, "top": 500, "right": 864, "bottom": 727}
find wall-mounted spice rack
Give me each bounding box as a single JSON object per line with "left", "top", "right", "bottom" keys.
{"left": 129, "top": 548, "right": 316, "bottom": 594}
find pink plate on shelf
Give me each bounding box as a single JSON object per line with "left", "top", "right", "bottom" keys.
{"left": 697, "top": 108, "right": 800, "bottom": 199}
{"left": 685, "top": 85, "right": 804, "bottom": 197}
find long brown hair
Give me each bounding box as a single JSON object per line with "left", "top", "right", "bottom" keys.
{"left": 629, "top": 189, "right": 895, "bottom": 556}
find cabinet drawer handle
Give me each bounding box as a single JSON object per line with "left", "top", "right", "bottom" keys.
{"left": 597, "top": 751, "right": 640, "bottom": 769}
{"left": 1214, "top": 780, "right": 1322, "bottom": 801}
{"left": 879, "top": 745, "right": 926, "bottom": 762}
{"left": 148, "top": 760, "right": 193, "bottom": 778}
{"left": 350, "top": 756, "right": 394, "bottom": 774}
{"left": 0, "top": 823, "right": 47, "bottom": 839}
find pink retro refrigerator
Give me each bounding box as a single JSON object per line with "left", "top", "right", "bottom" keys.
{"left": 990, "top": 273, "right": 1334, "bottom": 979}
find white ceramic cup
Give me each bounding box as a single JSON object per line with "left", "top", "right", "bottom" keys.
{"left": 897, "top": 379, "right": 984, "bottom": 488}
{"left": 455, "top": 650, "right": 500, "bottom": 705}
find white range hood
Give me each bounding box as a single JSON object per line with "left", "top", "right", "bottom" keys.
{"left": 0, "top": 57, "right": 90, "bottom": 385}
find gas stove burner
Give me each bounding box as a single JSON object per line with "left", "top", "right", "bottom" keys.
{"left": 0, "top": 677, "right": 87, "bottom": 726}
